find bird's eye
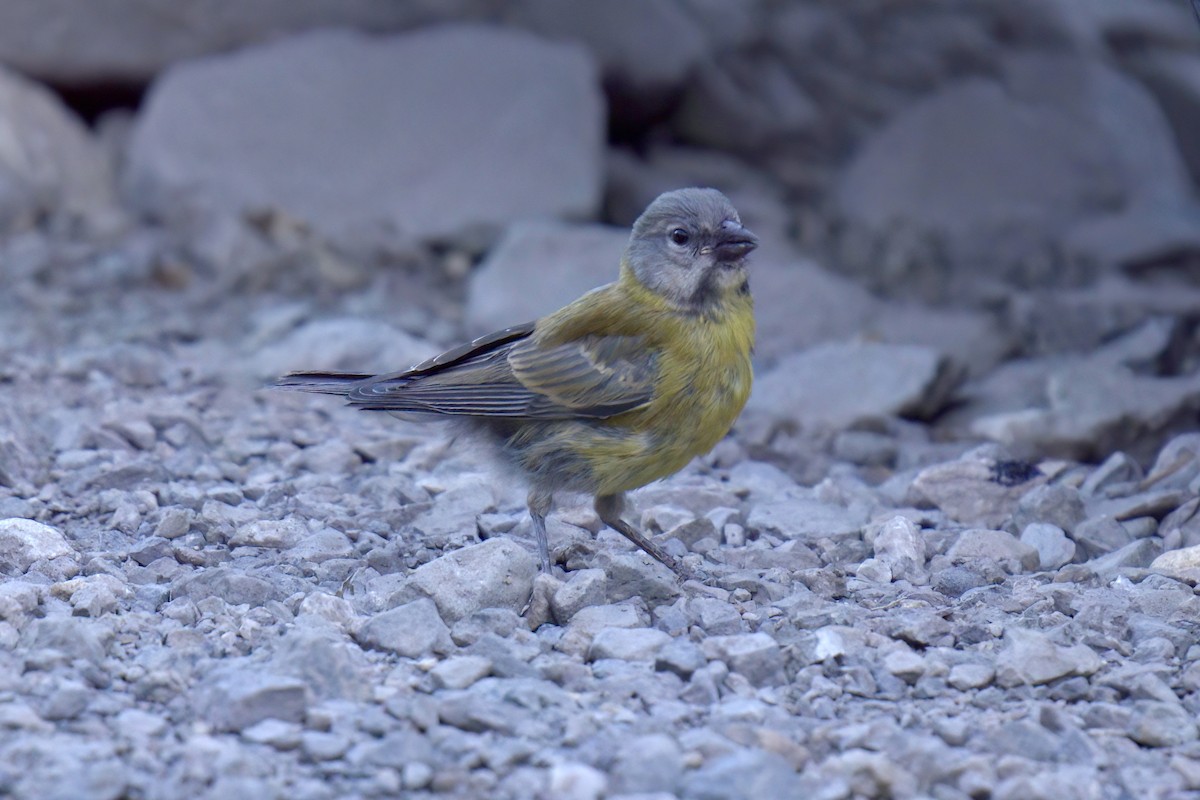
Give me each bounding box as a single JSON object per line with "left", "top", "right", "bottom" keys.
{"left": 669, "top": 228, "right": 690, "bottom": 246}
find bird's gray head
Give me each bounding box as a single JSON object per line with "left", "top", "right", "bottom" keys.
{"left": 624, "top": 187, "right": 758, "bottom": 311}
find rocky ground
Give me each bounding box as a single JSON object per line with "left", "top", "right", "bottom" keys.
{"left": 3, "top": 2, "right": 1200, "bottom": 799}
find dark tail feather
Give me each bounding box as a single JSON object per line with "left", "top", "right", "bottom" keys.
{"left": 273, "top": 371, "right": 373, "bottom": 395}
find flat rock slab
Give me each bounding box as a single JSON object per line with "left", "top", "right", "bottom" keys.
{"left": 125, "top": 26, "right": 604, "bottom": 245}
{"left": 747, "top": 341, "right": 960, "bottom": 430}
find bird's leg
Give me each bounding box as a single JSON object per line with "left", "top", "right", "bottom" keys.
{"left": 594, "top": 493, "right": 686, "bottom": 576}
{"left": 527, "top": 489, "right": 553, "bottom": 573}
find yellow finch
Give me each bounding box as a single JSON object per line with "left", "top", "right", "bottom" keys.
{"left": 277, "top": 188, "right": 757, "bottom": 575}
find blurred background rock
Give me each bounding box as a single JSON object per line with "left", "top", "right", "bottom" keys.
{"left": 2, "top": 0, "right": 1199, "bottom": 461}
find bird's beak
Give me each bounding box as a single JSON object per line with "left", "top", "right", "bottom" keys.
{"left": 713, "top": 220, "right": 758, "bottom": 263}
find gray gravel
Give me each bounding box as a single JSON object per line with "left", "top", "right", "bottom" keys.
{"left": 2, "top": 4, "right": 1200, "bottom": 799}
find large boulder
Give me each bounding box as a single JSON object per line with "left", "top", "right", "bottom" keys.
{"left": 0, "top": 65, "right": 117, "bottom": 234}
{"left": 835, "top": 52, "right": 1193, "bottom": 295}
{"left": 125, "top": 27, "right": 604, "bottom": 246}
{"left": 466, "top": 221, "right": 628, "bottom": 335}
{"left": 745, "top": 341, "right": 961, "bottom": 431}
{"left": 1128, "top": 50, "right": 1200, "bottom": 187}
{"left": 508, "top": 0, "right": 710, "bottom": 94}
{"left": 0, "top": 0, "right": 456, "bottom": 84}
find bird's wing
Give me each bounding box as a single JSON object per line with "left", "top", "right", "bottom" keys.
{"left": 508, "top": 332, "right": 657, "bottom": 418}
{"left": 344, "top": 321, "right": 656, "bottom": 419}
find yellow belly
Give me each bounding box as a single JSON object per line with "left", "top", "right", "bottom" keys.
{"left": 585, "top": 309, "right": 753, "bottom": 496}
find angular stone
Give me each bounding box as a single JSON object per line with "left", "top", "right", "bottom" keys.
{"left": 948, "top": 529, "right": 1040, "bottom": 573}
{"left": 558, "top": 603, "right": 645, "bottom": 656}
{"left": 684, "top": 596, "right": 745, "bottom": 636}
{"left": 154, "top": 507, "right": 192, "bottom": 539}
{"left": 229, "top": 518, "right": 305, "bottom": 548}
{"left": 430, "top": 655, "right": 492, "bottom": 690}
{"left": 449, "top": 607, "right": 522, "bottom": 647}
{"left": 0, "top": 581, "right": 41, "bottom": 621}
{"left": 948, "top": 663, "right": 995, "bottom": 690}
{"left": 1072, "top": 516, "right": 1134, "bottom": 557}
{"left": 1151, "top": 545, "right": 1200, "bottom": 583}
{"left": 1091, "top": 489, "right": 1191, "bottom": 522}
{"left": 171, "top": 567, "right": 280, "bottom": 607}
{"left": 405, "top": 482, "right": 496, "bottom": 541}
{"left": 126, "top": 27, "right": 603, "bottom": 245}
{"left": 0, "top": 518, "right": 74, "bottom": 573}
{"left": 1144, "top": 433, "right": 1200, "bottom": 491}
{"left": 28, "top": 616, "right": 113, "bottom": 663}
{"left": 855, "top": 558, "right": 892, "bottom": 583}
{"left": 197, "top": 670, "right": 309, "bottom": 732}
{"left": 883, "top": 649, "right": 926, "bottom": 685}
{"left": 673, "top": 47, "right": 819, "bottom": 154}
{"left": 734, "top": 248, "right": 1007, "bottom": 369}
{"left": 1080, "top": 451, "right": 1143, "bottom": 497}
{"left": 1020, "top": 523, "right": 1076, "bottom": 570}
{"left": 241, "top": 719, "right": 302, "bottom": 750}
{"left": 270, "top": 626, "right": 373, "bottom": 701}
{"left": 65, "top": 575, "right": 129, "bottom": 617}
{"left": 609, "top": 732, "right": 684, "bottom": 795}
{"left": 549, "top": 568, "right": 607, "bottom": 624}
{"left": 655, "top": 638, "right": 707, "bottom": 679}
{"left": 128, "top": 536, "right": 172, "bottom": 566}
{"left": 436, "top": 688, "right": 521, "bottom": 735}
{"left": 701, "top": 632, "right": 785, "bottom": 687}
{"left": 995, "top": 628, "right": 1102, "bottom": 687}
{"left": 1063, "top": 204, "right": 1200, "bottom": 273}
{"left": 112, "top": 708, "right": 167, "bottom": 739}
{"left": 40, "top": 680, "right": 91, "bottom": 721}
{"left": 587, "top": 627, "right": 671, "bottom": 662}
{"left": 290, "top": 528, "right": 354, "bottom": 563}
{"left": 872, "top": 515, "right": 926, "bottom": 581}
{"left": 590, "top": 550, "right": 680, "bottom": 606}
{"left": 406, "top": 538, "right": 537, "bottom": 623}
{"left": 1128, "top": 701, "right": 1199, "bottom": 747}
{"left": 982, "top": 720, "right": 1066, "bottom": 763}
{"left": 355, "top": 597, "right": 452, "bottom": 657}
{"left": 911, "top": 453, "right": 1046, "bottom": 528}
{"left": 971, "top": 362, "right": 1200, "bottom": 461}
{"left": 1012, "top": 484, "right": 1085, "bottom": 534}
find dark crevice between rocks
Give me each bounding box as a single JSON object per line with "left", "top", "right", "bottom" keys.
{"left": 50, "top": 80, "right": 146, "bottom": 125}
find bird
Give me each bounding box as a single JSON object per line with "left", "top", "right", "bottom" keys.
{"left": 276, "top": 187, "right": 757, "bottom": 577}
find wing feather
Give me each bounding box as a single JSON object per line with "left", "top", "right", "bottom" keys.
{"left": 343, "top": 321, "right": 657, "bottom": 420}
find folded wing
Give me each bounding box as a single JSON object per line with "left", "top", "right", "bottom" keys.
{"left": 342, "top": 322, "right": 657, "bottom": 420}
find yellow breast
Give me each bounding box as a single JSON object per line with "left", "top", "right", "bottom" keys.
{"left": 587, "top": 276, "right": 755, "bottom": 494}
